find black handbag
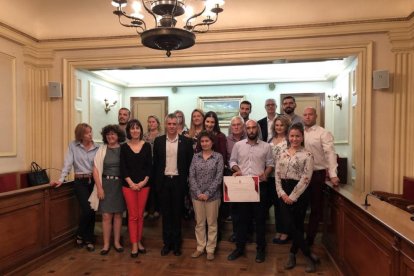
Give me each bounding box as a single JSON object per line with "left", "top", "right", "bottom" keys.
{"left": 28, "top": 162, "right": 50, "bottom": 186}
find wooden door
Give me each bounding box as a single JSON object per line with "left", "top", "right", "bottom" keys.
{"left": 130, "top": 97, "right": 168, "bottom": 134}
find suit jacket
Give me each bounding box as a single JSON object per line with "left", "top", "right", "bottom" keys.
{"left": 258, "top": 117, "right": 269, "bottom": 142}
{"left": 153, "top": 134, "right": 194, "bottom": 192}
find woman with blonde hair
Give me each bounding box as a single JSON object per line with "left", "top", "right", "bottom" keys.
{"left": 269, "top": 115, "right": 291, "bottom": 244}
{"left": 186, "top": 109, "right": 204, "bottom": 150}
{"left": 51, "top": 123, "right": 99, "bottom": 252}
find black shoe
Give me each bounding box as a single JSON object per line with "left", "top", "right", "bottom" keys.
{"left": 284, "top": 253, "right": 296, "bottom": 270}
{"left": 255, "top": 250, "right": 265, "bottom": 263}
{"left": 173, "top": 247, "right": 182, "bottom": 256}
{"left": 227, "top": 249, "right": 244, "bottom": 261}
{"left": 161, "top": 245, "right": 171, "bottom": 256}
{"left": 275, "top": 236, "right": 291, "bottom": 244}
{"left": 305, "top": 256, "right": 316, "bottom": 273}
{"left": 85, "top": 243, "right": 95, "bottom": 252}
{"left": 130, "top": 251, "right": 139, "bottom": 258}
{"left": 138, "top": 248, "right": 147, "bottom": 254}
{"left": 100, "top": 248, "right": 110, "bottom": 255}
{"left": 310, "top": 252, "right": 321, "bottom": 264}
{"left": 75, "top": 236, "right": 84, "bottom": 248}
{"left": 114, "top": 246, "right": 124, "bottom": 253}
{"left": 228, "top": 233, "right": 236, "bottom": 243}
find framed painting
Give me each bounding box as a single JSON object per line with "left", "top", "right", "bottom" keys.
{"left": 198, "top": 96, "right": 244, "bottom": 126}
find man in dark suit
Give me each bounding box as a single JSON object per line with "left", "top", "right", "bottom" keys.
{"left": 153, "top": 113, "right": 194, "bottom": 256}
{"left": 258, "top": 98, "right": 278, "bottom": 142}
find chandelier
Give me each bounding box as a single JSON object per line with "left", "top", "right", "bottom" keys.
{"left": 111, "top": 0, "right": 225, "bottom": 57}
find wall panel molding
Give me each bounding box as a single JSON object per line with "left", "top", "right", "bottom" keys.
{"left": 25, "top": 65, "right": 52, "bottom": 170}
{"left": 0, "top": 52, "right": 17, "bottom": 157}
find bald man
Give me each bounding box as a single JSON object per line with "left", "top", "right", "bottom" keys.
{"left": 303, "top": 107, "right": 339, "bottom": 246}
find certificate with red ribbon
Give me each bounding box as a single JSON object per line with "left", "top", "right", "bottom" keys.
{"left": 223, "top": 176, "right": 260, "bottom": 202}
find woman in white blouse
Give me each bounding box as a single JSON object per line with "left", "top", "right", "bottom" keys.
{"left": 275, "top": 123, "right": 318, "bottom": 273}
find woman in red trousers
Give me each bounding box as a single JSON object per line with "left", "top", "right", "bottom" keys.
{"left": 120, "top": 119, "right": 152, "bottom": 258}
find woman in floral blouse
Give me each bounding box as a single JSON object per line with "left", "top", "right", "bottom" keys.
{"left": 275, "top": 123, "right": 318, "bottom": 273}
{"left": 189, "top": 131, "right": 224, "bottom": 261}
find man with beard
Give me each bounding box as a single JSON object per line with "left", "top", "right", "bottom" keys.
{"left": 239, "top": 100, "right": 252, "bottom": 121}
{"left": 282, "top": 96, "right": 303, "bottom": 125}
{"left": 303, "top": 107, "right": 339, "bottom": 246}
{"left": 227, "top": 120, "right": 273, "bottom": 263}
{"left": 118, "top": 107, "right": 131, "bottom": 133}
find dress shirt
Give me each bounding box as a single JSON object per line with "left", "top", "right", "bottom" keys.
{"left": 229, "top": 139, "right": 274, "bottom": 177}
{"left": 304, "top": 125, "right": 338, "bottom": 177}
{"left": 266, "top": 117, "right": 274, "bottom": 142}
{"left": 226, "top": 133, "right": 246, "bottom": 163}
{"left": 275, "top": 148, "right": 314, "bottom": 202}
{"left": 59, "top": 141, "right": 99, "bottom": 182}
{"left": 189, "top": 151, "right": 224, "bottom": 202}
{"left": 165, "top": 134, "right": 179, "bottom": 176}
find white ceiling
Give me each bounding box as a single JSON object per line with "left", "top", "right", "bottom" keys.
{"left": 0, "top": 0, "right": 413, "bottom": 40}
{"left": 91, "top": 59, "right": 350, "bottom": 87}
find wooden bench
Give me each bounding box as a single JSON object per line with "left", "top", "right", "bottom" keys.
{"left": 0, "top": 171, "right": 30, "bottom": 193}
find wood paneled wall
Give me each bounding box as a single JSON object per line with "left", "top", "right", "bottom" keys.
{"left": 323, "top": 185, "right": 414, "bottom": 275}
{"left": 0, "top": 183, "right": 78, "bottom": 274}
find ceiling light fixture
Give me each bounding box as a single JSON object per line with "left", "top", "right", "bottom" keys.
{"left": 111, "top": 0, "right": 225, "bottom": 57}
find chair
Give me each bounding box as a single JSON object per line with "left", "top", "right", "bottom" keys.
{"left": 371, "top": 176, "right": 414, "bottom": 214}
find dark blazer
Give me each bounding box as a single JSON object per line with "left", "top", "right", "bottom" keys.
{"left": 258, "top": 117, "right": 269, "bottom": 142}
{"left": 153, "top": 134, "right": 194, "bottom": 192}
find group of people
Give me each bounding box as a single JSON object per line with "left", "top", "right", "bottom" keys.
{"left": 51, "top": 95, "right": 340, "bottom": 273}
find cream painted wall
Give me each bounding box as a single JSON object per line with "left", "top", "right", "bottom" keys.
{"left": 0, "top": 38, "right": 26, "bottom": 173}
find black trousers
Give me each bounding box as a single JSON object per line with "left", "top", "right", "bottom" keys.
{"left": 306, "top": 169, "right": 326, "bottom": 244}
{"left": 159, "top": 176, "right": 184, "bottom": 249}
{"left": 279, "top": 179, "right": 311, "bottom": 256}
{"left": 233, "top": 181, "right": 268, "bottom": 252}
{"left": 73, "top": 178, "right": 96, "bottom": 243}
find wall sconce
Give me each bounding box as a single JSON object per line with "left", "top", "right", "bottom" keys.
{"left": 104, "top": 98, "right": 117, "bottom": 113}
{"left": 328, "top": 94, "right": 342, "bottom": 110}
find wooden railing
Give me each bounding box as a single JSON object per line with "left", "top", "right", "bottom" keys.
{"left": 0, "top": 182, "right": 78, "bottom": 275}
{"left": 323, "top": 183, "right": 414, "bottom": 275}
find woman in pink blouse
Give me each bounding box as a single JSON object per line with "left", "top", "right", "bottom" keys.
{"left": 275, "top": 123, "right": 318, "bottom": 273}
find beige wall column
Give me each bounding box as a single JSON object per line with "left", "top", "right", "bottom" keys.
{"left": 389, "top": 21, "right": 414, "bottom": 193}
{"left": 24, "top": 47, "right": 54, "bottom": 170}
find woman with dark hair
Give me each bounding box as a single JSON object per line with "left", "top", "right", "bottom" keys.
{"left": 189, "top": 131, "right": 224, "bottom": 261}
{"left": 143, "top": 115, "right": 162, "bottom": 220}
{"left": 199, "top": 111, "right": 227, "bottom": 161}
{"left": 269, "top": 115, "right": 291, "bottom": 244}
{"left": 121, "top": 119, "right": 153, "bottom": 258}
{"left": 93, "top": 124, "right": 126, "bottom": 255}
{"left": 51, "top": 123, "right": 99, "bottom": 252}
{"left": 276, "top": 123, "right": 317, "bottom": 273}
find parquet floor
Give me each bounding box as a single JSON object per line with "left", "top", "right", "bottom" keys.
{"left": 27, "top": 218, "right": 340, "bottom": 276}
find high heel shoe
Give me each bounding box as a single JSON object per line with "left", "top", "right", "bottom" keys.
{"left": 130, "top": 251, "right": 139, "bottom": 258}
{"left": 138, "top": 248, "right": 147, "bottom": 254}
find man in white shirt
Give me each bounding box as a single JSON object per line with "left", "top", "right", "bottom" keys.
{"left": 303, "top": 107, "right": 339, "bottom": 246}
{"left": 153, "top": 114, "right": 193, "bottom": 256}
